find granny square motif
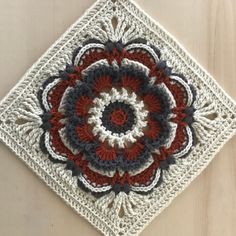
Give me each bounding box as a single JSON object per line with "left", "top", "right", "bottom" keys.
{"left": 0, "top": 0, "right": 236, "bottom": 235}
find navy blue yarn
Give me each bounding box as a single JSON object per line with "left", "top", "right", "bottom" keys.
{"left": 155, "top": 60, "right": 172, "bottom": 77}
{"left": 63, "top": 64, "right": 172, "bottom": 172}
{"left": 101, "top": 101, "right": 135, "bottom": 134}
{"left": 86, "top": 65, "right": 120, "bottom": 86}
{"left": 105, "top": 40, "right": 124, "bottom": 53}
{"left": 123, "top": 37, "right": 161, "bottom": 59}
{"left": 65, "top": 113, "right": 154, "bottom": 172}
{"left": 124, "top": 38, "right": 147, "bottom": 46}
{"left": 65, "top": 82, "right": 94, "bottom": 118}
{"left": 65, "top": 159, "right": 82, "bottom": 177}
{"left": 113, "top": 182, "right": 130, "bottom": 195}
{"left": 38, "top": 38, "right": 197, "bottom": 196}
{"left": 65, "top": 116, "right": 153, "bottom": 172}
{"left": 40, "top": 112, "right": 52, "bottom": 131}
{"left": 65, "top": 116, "right": 99, "bottom": 150}
{"left": 141, "top": 120, "right": 171, "bottom": 152}
{"left": 65, "top": 64, "right": 76, "bottom": 74}
{"left": 84, "top": 146, "right": 151, "bottom": 172}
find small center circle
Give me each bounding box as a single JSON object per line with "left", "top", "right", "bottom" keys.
{"left": 101, "top": 101, "right": 136, "bottom": 134}
{"left": 110, "top": 109, "right": 128, "bottom": 126}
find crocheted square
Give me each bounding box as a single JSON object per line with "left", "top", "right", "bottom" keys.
{"left": 0, "top": 0, "right": 235, "bottom": 235}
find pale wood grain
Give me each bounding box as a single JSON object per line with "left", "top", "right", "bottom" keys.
{"left": 0, "top": 0, "right": 235, "bottom": 236}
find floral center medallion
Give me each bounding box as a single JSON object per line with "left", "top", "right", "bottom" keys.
{"left": 38, "top": 38, "right": 196, "bottom": 196}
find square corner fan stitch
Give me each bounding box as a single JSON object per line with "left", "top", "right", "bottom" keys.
{"left": 0, "top": 0, "right": 236, "bottom": 235}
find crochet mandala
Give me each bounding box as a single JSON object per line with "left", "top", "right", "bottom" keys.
{"left": 0, "top": 0, "right": 236, "bottom": 235}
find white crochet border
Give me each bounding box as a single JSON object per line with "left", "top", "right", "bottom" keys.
{"left": 0, "top": 0, "right": 235, "bottom": 236}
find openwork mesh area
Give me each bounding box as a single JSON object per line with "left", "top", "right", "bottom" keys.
{"left": 0, "top": 0, "right": 235, "bottom": 235}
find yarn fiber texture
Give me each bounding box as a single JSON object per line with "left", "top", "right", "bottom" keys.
{"left": 0, "top": 0, "right": 235, "bottom": 236}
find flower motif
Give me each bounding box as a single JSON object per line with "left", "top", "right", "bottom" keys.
{"left": 38, "top": 38, "right": 196, "bottom": 196}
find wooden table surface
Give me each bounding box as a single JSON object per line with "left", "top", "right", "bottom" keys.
{"left": 0, "top": 0, "right": 235, "bottom": 235}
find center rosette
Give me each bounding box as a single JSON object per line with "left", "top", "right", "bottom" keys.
{"left": 64, "top": 64, "right": 171, "bottom": 172}
{"left": 38, "top": 38, "right": 196, "bottom": 196}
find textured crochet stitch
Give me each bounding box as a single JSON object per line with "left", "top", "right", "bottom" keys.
{"left": 0, "top": 0, "right": 236, "bottom": 236}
